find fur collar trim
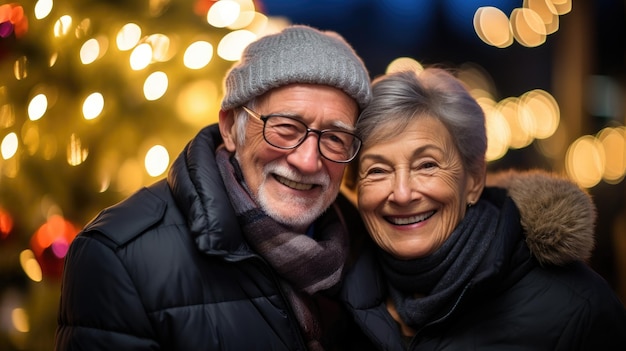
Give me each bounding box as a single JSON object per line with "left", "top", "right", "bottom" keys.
{"left": 486, "top": 169, "right": 596, "bottom": 266}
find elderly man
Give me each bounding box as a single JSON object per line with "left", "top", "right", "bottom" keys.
{"left": 55, "top": 25, "right": 372, "bottom": 350}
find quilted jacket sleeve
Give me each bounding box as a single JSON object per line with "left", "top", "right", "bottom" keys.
{"left": 55, "top": 233, "right": 158, "bottom": 350}
{"left": 556, "top": 262, "right": 626, "bottom": 350}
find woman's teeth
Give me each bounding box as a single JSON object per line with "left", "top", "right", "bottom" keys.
{"left": 387, "top": 210, "right": 435, "bottom": 225}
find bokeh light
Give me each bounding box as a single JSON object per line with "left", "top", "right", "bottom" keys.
{"left": 552, "top": 0, "right": 572, "bottom": 15}
{"left": 27, "top": 94, "right": 47, "bottom": 121}
{"left": 0, "top": 207, "right": 14, "bottom": 239}
{"left": 473, "top": 0, "right": 569, "bottom": 48}
{"left": 53, "top": 15, "right": 72, "bottom": 37}
{"left": 146, "top": 34, "right": 174, "bottom": 62}
{"left": 520, "top": 89, "right": 559, "bottom": 139}
{"left": 82, "top": 92, "right": 104, "bottom": 120}
{"left": 207, "top": 0, "right": 241, "bottom": 28}
{"left": 19, "top": 249, "right": 42, "bottom": 283}
{"left": 11, "top": 308, "right": 29, "bottom": 333}
{"left": 130, "top": 43, "right": 153, "bottom": 70}
{"left": 145, "top": 144, "right": 170, "bottom": 177}
{"left": 217, "top": 29, "right": 256, "bottom": 61}
{"left": 385, "top": 57, "right": 423, "bottom": 74}
{"left": 525, "top": 0, "right": 559, "bottom": 34}
{"left": 566, "top": 135, "right": 605, "bottom": 188}
{"left": 1, "top": 132, "right": 18, "bottom": 159}
{"left": 34, "top": 0, "right": 53, "bottom": 20}
{"left": 143, "top": 71, "right": 169, "bottom": 101}
{"left": 116, "top": 23, "right": 142, "bottom": 51}
{"left": 21, "top": 124, "right": 40, "bottom": 156}
{"left": 184, "top": 41, "right": 214, "bottom": 69}
{"left": 80, "top": 38, "right": 101, "bottom": 64}
{"left": 497, "top": 97, "right": 534, "bottom": 149}
{"left": 598, "top": 127, "right": 626, "bottom": 184}
{"left": 510, "top": 8, "right": 546, "bottom": 47}
{"left": 0, "top": 3, "right": 28, "bottom": 38}
{"left": 474, "top": 7, "right": 513, "bottom": 48}
{"left": 66, "top": 133, "right": 88, "bottom": 166}
{"left": 482, "top": 100, "right": 511, "bottom": 161}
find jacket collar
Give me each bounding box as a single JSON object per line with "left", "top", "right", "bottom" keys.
{"left": 168, "top": 124, "right": 253, "bottom": 259}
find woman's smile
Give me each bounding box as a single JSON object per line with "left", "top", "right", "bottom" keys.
{"left": 384, "top": 210, "right": 436, "bottom": 226}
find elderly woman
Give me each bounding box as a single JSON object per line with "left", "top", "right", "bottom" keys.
{"left": 340, "top": 68, "right": 626, "bottom": 350}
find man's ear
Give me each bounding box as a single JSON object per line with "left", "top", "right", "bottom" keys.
{"left": 219, "top": 109, "right": 237, "bottom": 152}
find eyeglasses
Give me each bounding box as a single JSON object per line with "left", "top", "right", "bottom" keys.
{"left": 242, "top": 106, "right": 361, "bottom": 163}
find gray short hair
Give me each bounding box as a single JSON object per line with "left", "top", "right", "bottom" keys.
{"left": 356, "top": 68, "right": 487, "bottom": 178}
{"left": 231, "top": 98, "right": 259, "bottom": 148}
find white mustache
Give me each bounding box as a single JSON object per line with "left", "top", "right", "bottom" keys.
{"left": 263, "top": 162, "right": 330, "bottom": 189}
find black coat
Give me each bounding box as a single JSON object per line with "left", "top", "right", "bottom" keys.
{"left": 340, "top": 174, "right": 626, "bottom": 351}
{"left": 55, "top": 124, "right": 369, "bottom": 350}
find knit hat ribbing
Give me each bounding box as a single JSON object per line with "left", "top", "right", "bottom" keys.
{"left": 221, "top": 25, "right": 371, "bottom": 110}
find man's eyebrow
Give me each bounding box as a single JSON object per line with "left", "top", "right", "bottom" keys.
{"left": 330, "top": 119, "right": 356, "bottom": 132}
{"left": 270, "top": 111, "right": 357, "bottom": 132}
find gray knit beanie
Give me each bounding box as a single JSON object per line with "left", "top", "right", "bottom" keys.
{"left": 221, "top": 25, "right": 371, "bottom": 110}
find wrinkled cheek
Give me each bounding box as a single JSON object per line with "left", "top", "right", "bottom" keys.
{"left": 439, "top": 211, "right": 462, "bottom": 246}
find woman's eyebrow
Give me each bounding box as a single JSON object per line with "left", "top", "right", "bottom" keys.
{"left": 361, "top": 144, "right": 443, "bottom": 160}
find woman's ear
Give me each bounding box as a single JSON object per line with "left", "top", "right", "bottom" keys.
{"left": 219, "top": 109, "right": 237, "bottom": 152}
{"left": 466, "top": 166, "right": 486, "bottom": 205}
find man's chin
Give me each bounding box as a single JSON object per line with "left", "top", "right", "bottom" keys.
{"left": 264, "top": 203, "right": 326, "bottom": 231}
{"left": 258, "top": 185, "right": 337, "bottom": 229}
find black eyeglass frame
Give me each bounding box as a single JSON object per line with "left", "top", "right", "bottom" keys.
{"left": 241, "top": 106, "right": 361, "bottom": 163}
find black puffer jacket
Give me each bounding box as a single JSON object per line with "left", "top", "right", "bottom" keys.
{"left": 55, "top": 125, "right": 369, "bottom": 350}
{"left": 340, "top": 170, "right": 626, "bottom": 350}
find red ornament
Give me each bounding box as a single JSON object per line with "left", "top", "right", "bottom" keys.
{"left": 0, "top": 207, "right": 13, "bottom": 240}
{"left": 0, "top": 3, "right": 28, "bottom": 38}
{"left": 30, "top": 215, "right": 79, "bottom": 279}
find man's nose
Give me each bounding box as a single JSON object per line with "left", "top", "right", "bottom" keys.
{"left": 286, "top": 134, "right": 323, "bottom": 174}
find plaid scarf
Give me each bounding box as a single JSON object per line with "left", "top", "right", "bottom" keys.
{"left": 216, "top": 148, "right": 349, "bottom": 350}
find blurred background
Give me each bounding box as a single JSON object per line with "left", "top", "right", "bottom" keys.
{"left": 0, "top": 0, "right": 624, "bottom": 349}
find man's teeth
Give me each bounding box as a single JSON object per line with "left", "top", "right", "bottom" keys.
{"left": 388, "top": 210, "right": 435, "bottom": 225}
{"left": 276, "top": 175, "right": 314, "bottom": 190}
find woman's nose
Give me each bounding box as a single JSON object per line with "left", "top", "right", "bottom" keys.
{"left": 389, "top": 171, "right": 416, "bottom": 204}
